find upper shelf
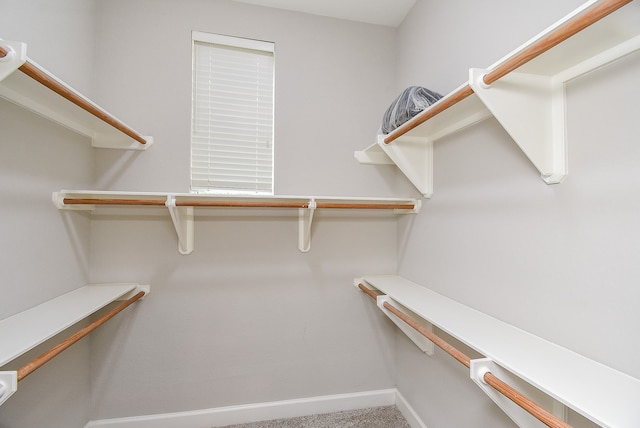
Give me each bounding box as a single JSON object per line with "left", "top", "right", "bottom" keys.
{"left": 53, "top": 190, "right": 420, "bottom": 254}
{"left": 0, "top": 39, "right": 152, "bottom": 150}
{"left": 357, "top": 275, "right": 640, "bottom": 428}
{"left": 356, "top": 0, "right": 640, "bottom": 197}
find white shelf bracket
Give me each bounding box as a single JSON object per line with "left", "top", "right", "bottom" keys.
{"left": 0, "top": 40, "right": 27, "bottom": 82}
{"left": 377, "top": 295, "right": 434, "bottom": 355}
{"left": 354, "top": 279, "right": 433, "bottom": 355}
{"left": 354, "top": 142, "right": 395, "bottom": 165}
{"left": 470, "top": 358, "right": 567, "bottom": 428}
{"left": 0, "top": 371, "right": 18, "bottom": 407}
{"left": 165, "top": 195, "right": 194, "bottom": 255}
{"left": 298, "top": 198, "right": 316, "bottom": 252}
{"left": 376, "top": 134, "right": 434, "bottom": 198}
{"left": 396, "top": 199, "right": 422, "bottom": 215}
{"left": 470, "top": 68, "right": 567, "bottom": 184}
{"left": 116, "top": 284, "right": 151, "bottom": 300}
{"left": 92, "top": 134, "right": 154, "bottom": 151}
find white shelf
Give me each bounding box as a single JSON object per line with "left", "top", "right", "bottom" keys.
{"left": 0, "top": 284, "right": 144, "bottom": 367}
{"left": 53, "top": 190, "right": 420, "bottom": 254}
{"left": 356, "top": 0, "right": 640, "bottom": 197}
{"left": 0, "top": 39, "right": 152, "bottom": 150}
{"left": 358, "top": 275, "right": 640, "bottom": 428}
{"left": 0, "top": 283, "right": 148, "bottom": 406}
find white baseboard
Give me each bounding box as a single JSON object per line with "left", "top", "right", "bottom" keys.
{"left": 395, "top": 390, "right": 429, "bottom": 428}
{"left": 86, "top": 388, "right": 425, "bottom": 428}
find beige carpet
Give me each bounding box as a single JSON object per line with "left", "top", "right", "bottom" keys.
{"left": 219, "top": 406, "right": 410, "bottom": 428}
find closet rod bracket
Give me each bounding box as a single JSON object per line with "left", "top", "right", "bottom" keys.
{"left": 352, "top": 278, "right": 434, "bottom": 355}
{"left": 0, "top": 371, "right": 17, "bottom": 407}
{"left": 376, "top": 134, "right": 434, "bottom": 198}
{"left": 469, "top": 68, "right": 567, "bottom": 185}
{"left": 0, "top": 40, "right": 26, "bottom": 82}
{"left": 397, "top": 199, "right": 421, "bottom": 214}
{"left": 52, "top": 192, "right": 94, "bottom": 210}
{"left": 377, "top": 295, "right": 434, "bottom": 355}
{"left": 298, "top": 198, "right": 316, "bottom": 252}
{"left": 470, "top": 358, "right": 567, "bottom": 428}
{"left": 165, "top": 195, "right": 194, "bottom": 255}
{"left": 115, "top": 284, "right": 150, "bottom": 300}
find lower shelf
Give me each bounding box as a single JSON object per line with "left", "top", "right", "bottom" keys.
{"left": 356, "top": 275, "right": 640, "bottom": 427}
{"left": 0, "top": 283, "right": 149, "bottom": 406}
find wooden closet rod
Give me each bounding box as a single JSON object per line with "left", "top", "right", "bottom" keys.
{"left": 0, "top": 46, "right": 147, "bottom": 145}
{"left": 17, "top": 291, "right": 146, "bottom": 382}
{"left": 482, "top": 0, "right": 632, "bottom": 85}
{"left": 60, "top": 198, "right": 416, "bottom": 210}
{"left": 384, "top": 0, "right": 631, "bottom": 145}
{"left": 357, "top": 283, "right": 572, "bottom": 428}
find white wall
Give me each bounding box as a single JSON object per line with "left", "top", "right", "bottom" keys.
{"left": 394, "top": 0, "right": 640, "bottom": 427}
{"left": 0, "top": 1, "right": 96, "bottom": 426}
{"left": 0, "top": 0, "right": 403, "bottom": 425}
{"left": 86, "top": 0, "right": 403, "bottom": 420}
{"left": 90, "top": 0, "right": 405, "bottom": 196}
{"left": 0, "top": 0, "right": 96, "bottom": 95}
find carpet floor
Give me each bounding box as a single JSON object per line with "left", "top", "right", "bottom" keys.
{"left": 219, "top": 406, "right": 411, "bottom": 428}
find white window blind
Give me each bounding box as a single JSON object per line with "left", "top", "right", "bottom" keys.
{"left": 191, "top": 31, "right": 275, "bottom": 194}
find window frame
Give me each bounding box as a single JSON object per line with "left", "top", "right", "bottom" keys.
{"left": 190, "top": 31, "right": 275, "bottom": 195}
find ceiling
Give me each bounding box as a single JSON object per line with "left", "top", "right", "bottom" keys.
{"left": 231, "top": 0, "right": 417, "bottom": 27}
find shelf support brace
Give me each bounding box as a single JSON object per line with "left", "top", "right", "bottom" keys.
{"left": 165, "top": 195, "right": 194, "bottom": 255}
{"left": 354, "top": 142, "right": 395, "bottom": 165}
{"left": 470, "top": 68, "right": 567, "bottom": 184}
{"left": 298, "top": 198, "right": 316, "bottom": 252}
{"left": 377, "top": 295, "right": 434, "bottom": 355}
{"left": 376, "top": 134, "right": 434, "bottom": 198}
{"left": 353, "top": 278, "right": 434, "bottom": 355}
{"left": 0, "top": 372, "right": 17, "bottom": 407}
{"left": 470, "top": 358, "right": 568, "bottom": 428}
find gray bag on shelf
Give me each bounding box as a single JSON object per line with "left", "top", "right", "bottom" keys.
{"left": 381, "top": 86, "right": 443, "bottom": 134}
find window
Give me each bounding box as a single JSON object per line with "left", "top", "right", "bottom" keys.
{"left": 191, "top": 31, "right": 275, "bottom": 194}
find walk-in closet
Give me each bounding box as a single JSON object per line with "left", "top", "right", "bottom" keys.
{"left": 1, "top": 0, "right": 639, "bottom": 427}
